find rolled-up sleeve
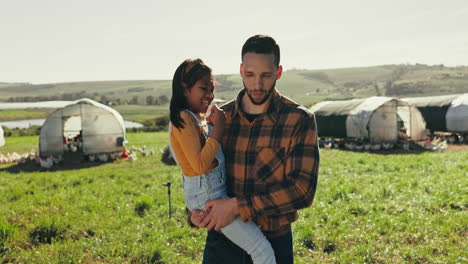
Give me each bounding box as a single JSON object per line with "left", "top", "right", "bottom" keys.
{"left": 171, "top": 112, "right": 219, "bottom": 176}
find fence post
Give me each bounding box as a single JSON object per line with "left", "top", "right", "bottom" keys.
{"left": 162, "top": 182, "right": 172, "bottom": 218}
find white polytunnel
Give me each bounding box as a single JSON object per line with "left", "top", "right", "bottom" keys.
{"left": 39, "top": 98, "right": 127, "bottom": 157}
{"left": 310, "top": 96, "right": 427, "bottom": 143}
{"left": 402, "top": 93, "right": 468, "bottom": 133}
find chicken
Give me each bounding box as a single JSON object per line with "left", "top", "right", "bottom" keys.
{"left": 40, "top": 157, "right": 54, "bottom": 169}
{"left": 97, "top": 154, "right": 108, "bottom": 162}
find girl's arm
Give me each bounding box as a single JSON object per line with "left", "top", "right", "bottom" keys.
{"left": 172, "top": 111, "right": 219, "bottom": 175}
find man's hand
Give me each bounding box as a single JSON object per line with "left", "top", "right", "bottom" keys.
{"left": 199, "top": 197, "right": 239, "bottom": 231}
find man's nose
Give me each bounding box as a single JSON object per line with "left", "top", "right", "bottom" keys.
{"left": 254, "top": 77, "right": 263, "bottom": 89}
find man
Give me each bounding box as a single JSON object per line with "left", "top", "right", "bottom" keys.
{"left": 198, "top": 34, "right": 320, "bottom": 263}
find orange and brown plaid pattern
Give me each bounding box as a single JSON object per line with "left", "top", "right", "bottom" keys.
{"left": 221, "top": 89, "right": 320, "bottom": 236}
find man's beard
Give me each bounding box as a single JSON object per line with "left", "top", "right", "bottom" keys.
{"left": 243, "top": 80, "right": 276, "bottom": 105}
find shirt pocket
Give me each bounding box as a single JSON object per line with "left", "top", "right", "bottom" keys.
{"left": 255, "top": 147, "right": 285, "bottom": 184}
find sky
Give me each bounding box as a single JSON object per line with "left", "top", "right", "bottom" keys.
{"left": 1, "top": 0, "right": 468, "bottom": 84}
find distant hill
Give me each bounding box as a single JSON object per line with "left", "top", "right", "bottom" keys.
{"left": 2, "top": 64, "right": 467, "bottom": 107}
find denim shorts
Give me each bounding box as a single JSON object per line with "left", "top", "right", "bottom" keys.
{"left": 183, "top": 164, "right": 228, "bottom": 211}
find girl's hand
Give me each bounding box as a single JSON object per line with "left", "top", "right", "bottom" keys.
{"left": 190, "top": 209, "right": 206, "bottom": 227}
{"left": 207, "top": 105, "right": 226, "bottom": 142}
{"left": 207, "top": 105, "right": 226, "bottom": 128}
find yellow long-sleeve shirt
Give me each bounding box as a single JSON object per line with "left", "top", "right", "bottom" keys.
{"left": 170, "top": 111, "right": 219, "bottom": 177}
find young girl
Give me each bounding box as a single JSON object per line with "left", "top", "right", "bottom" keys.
{"left": 169, "top": 59, "right": 276, "bottom": 264}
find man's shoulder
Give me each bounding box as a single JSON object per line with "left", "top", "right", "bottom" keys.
{"left": 220, "top": 99, "right": 236, "bottom": 112}
{"left": 278, "top": 95, "right": 315, "bottom": 120}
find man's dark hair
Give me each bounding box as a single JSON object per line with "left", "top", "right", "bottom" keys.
{"left": 241, "top": 34, "right": 280, "bottom": 67}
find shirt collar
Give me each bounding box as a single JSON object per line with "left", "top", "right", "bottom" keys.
{"left": 232, "top": 88, "right": 281, "bottom": 123}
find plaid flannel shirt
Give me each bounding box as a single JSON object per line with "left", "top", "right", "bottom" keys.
{"left": 221, "top": 89, "right": 320, "bottom": 235}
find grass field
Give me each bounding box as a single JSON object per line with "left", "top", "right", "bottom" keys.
{"left": 0, "top": 105, "right": 168, "bottom": 124}
{"left": 1, "top": 132, "right": 467, "bottom": 263}
{"left": 0, "top": 109, "right": 54, "bottom": 122}
{"left": 112, "top": 105, "right": 169, "bottom": 124}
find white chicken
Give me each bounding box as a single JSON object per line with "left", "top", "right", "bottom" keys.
{"left": 97, "top": 154, "right": 108, "bottom": 162}
{"left": 40, "top": 157, "right": 54, "bottom": 169}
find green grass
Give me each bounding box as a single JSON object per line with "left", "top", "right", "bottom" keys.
{"left": 113, "top": 105, "right": 169, "bottom": 123}
{"left": 0, "top": 133, "right": 467, "bottom": 263}
{"left": 0, "top": 105, "right": 168, "bottom": 123}
{"left": 0, "top": 109, "right": 54, "bottom": 121}
{"left": 0, "top": 136, "right": 39, "bottom": 153}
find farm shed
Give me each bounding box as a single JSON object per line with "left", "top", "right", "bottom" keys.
{"left": 0, "top": 126, "right": 5, "bottom": 147}
{"left": 402, "top": 93, "right": 468, "bottom": 133}
{"left": 39, "top": 98, "right": 126, "bottom": 158}
{"left": 310, "top": 96, "right": 426, "bottom": 143}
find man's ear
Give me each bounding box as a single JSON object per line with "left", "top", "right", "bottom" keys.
{"left": 239, "top": 63, "right": 244, "bottom": 77}
{"left": 276, "top": 65, "right": 283, "bottom": 80}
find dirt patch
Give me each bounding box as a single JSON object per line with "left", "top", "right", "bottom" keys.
{"left": 447, "top": 144, "right": 468, "bottom": 152}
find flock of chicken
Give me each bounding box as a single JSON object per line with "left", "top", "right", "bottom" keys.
{"left": 0, "top": 146, "right": 155, "bottom": 169}
{"left": 0, "top": 150, "right": 37, "bottom": 165}
{"left": 319, "top": 137, "right": 451, "bottom": 152}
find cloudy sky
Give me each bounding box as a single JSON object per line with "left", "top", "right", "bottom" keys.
{"left": 1, "top": 0, "right": 467, "bottom": 84}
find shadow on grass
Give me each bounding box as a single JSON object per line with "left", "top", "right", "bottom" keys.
{"left": 339, "top": 149, "right": 428, "bottom": 155}
{"left": 0, "top": 160, "right": 107, "bottom": 174}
